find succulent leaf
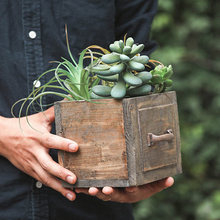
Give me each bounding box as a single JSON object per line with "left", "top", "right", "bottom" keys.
{"left": 109, "top": 42, "right": 122, "bottom": 53}
{"left": 136, "top": 71, "right": 152, "bottom": 83}
{"left": 130, "top": 44, "right": 145, "bottom": 57}
{"left": 163, "top": 65, "right": 173, "bottom": 79}
{"left": 151, "top": 74, "right": 163, "bottom": 84}
{"left": 92, "top": 69, "right": 116, "bottom": 76}
{"left": 126, "top": 37, "right": 134, "bottom": 47}
{"left": 110, "top": 63, "right": 125, "bottom": 74}
{"left": 127, "top": 84, "right": 152, "bottom": 97}
{"left": 90, "top": 92, "right": 106, "bottom": 99}
{"left": 111, "top": 79, "right": 126, "bottom": 99}
{"left": 132, "top": 55, "right": 149, "bottom": 64}
{"left": 120, "top": 54, "right": 130, "bottom": 62}
{"left": 128, "top": 60, "right": 145, "bottom": 71}
{"left": 91, "top": 64, "right": 110, "bottom": 71}
{"left": 119, "top": 40, "right": 124, "bottom": 50}
{"left": 164, "top": 79, "right": 173, "bottom": 87}
{"left": 92, "top": 85, "right": 112, "bottom": 97}
{"left": 101, "top": 53, "right": 120, "bottom": 64}
{"left": 123, "top": 46, "right": 132, "bottom": 55}
{"left": 123, "top": 71, "right": 142, "bottom": 86}
{"left": 97, "top": 74, "right": 118, "bottom": 82}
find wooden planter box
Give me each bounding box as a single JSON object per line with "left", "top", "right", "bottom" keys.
{"left": 55, "top": 91, "right": 182, "bottom": 188}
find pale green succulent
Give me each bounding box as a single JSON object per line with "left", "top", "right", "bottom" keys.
{"left": 90, "top": 37, "right": 153, "bottom": 99}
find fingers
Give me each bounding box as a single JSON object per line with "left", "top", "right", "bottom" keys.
{"left": 37, "top": 150, "right": 77, "bottom": 185}
{"left": 76, "top": 187, "right": 114, "bottom": 202}
{"left": 144, "top": 177, "right": 174, "bottom": 195}
{"left": 33, "top": 163, "right": 76, "bottom": 201}
{"left": 40, "top": 133, "right": 78, "bottom": 152}
{"left": 90, "top": 187, "right": 126, "bottom": 202}
{"left": 88, "top": 187, "right": 99, "bottom": 196}
{"left": 164, "top": 177, "right": 175, "bottom": 188}
{"left": 77, "top": 177, "right": 175, "bottom": 203}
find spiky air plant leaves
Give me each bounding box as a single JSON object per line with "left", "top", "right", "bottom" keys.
{"left": 12, "top": 26, "right": 99, "bottom": 129}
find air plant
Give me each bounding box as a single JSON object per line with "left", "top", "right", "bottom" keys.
{"left": 11, "top": 27, "right": 99, "bottom": 125}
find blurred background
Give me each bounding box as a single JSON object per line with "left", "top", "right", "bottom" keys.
{"left": 133, "top": 0, "right": 220, "bottom": 219}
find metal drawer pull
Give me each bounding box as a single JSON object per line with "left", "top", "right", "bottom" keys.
{"left": 147, "top": 129, "right": 174, "bottom": 147}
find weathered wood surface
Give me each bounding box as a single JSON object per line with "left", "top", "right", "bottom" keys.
{"left": 55, "top": 99, "right": 129, "bottom": 187}
{"left": 55, "top": 91, "right": 182, "bottom": 187}
{"left": 123, "top": 91, "right": 182, "bottom": 185}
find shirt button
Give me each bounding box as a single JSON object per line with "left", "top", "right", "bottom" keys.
{"left": 36, "top": 181, "right": 43, "bottom": 189}
{"left": 29, "top": 31, "right": 37, "bottom": 39}
{"left": 33, "top": 80, "right": 41, "bottom": 88}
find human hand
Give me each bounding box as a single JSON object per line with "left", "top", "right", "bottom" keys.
{"left": 0, "top": 107, "right": 78, "bottom": 201}
{"left": 75, "top": 177, "right": 174, "bottom": 203}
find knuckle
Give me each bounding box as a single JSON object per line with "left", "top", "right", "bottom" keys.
{"left": 56, "top": 168, "right": 65, "bottom": 180}
{"left": 42, "top": 178, "right": 52, "bottom": 187}
{"left": 42, "top": 134, "right": 52, "bottom": 145}
{"left": 25, "top": 133, "right": 39, "bottom": 143}
{"left": 40, "top": 161, "right": 49, "bottom": 170}
{"left": 60, "top": 190, "right": 67, "bottom": 198}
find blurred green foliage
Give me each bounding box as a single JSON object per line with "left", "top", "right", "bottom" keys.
{"left": 133, "top": 0, "right": 220, "bottom": 219}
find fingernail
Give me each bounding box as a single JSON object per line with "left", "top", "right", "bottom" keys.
{"left": 66, "top": 175, "right": 75, "bottom": 184}
{"left": 66, "top": 193, "right": 74, "bottom": 201}
{"left": 88, "top": 187, "right": 98, "bottom": 196}
{"left": 166, "top": 177, "right": 174, "bottom": 187}
{"left": 102, "top": 186, "right": 113, "bottom": 195}
{"left": 69, "top": 143, "right": 78, "bottom": 152}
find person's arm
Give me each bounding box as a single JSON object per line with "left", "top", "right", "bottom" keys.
{"left": 0, "top": 107, "right": 78, "bottom": 201}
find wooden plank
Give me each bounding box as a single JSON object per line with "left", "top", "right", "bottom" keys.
{"left": 55, "top": 99, "right": 129, "bottom": 184}
{"left": 126, "top": 91, "right": 182, "bottom": 185}
{"left": 62, "top": 179, "right": 130, "bottom": 188}
{"left": 122, "top": 98, "right": 138, "bottom": 186}
{"left": 54, "top": 102, "right": 64, "bottom": 167}
{"left": 172, "top": 93, "right": 182, "bottom": 174}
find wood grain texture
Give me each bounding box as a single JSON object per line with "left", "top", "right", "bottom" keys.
{"left": 123, "top": 91, "right": 182, "bottom": 185}
{"left": 55, "top": 91, "right": 182, "bottom": 187}
{"left": 55, "top": 99, "right": 128, "bottom": 184}
{"left": 122, "top": 98, "right": 139, "bottom": 186}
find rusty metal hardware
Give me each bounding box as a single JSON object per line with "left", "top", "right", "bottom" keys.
{"left": 147, "top": 129, "right": 174, "bottom": 147}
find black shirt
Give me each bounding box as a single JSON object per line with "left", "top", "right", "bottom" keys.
{"left": 0, "top": 0, "right": 157, "bottom": 219}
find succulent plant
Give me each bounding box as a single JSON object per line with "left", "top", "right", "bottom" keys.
{"left": 90, "top": 37, "right": 153, "bottom": 99}
{"left": 149, "top": 64, "right": 173, "bottom": 93}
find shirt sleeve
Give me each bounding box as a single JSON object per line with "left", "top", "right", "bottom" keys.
{"left": 115, "top": 0, "right": 158, "bottom": 55}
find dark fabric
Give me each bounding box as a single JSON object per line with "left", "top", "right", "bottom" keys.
{"left": 0, "top": 0, "right": 157, "bottom": 219}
